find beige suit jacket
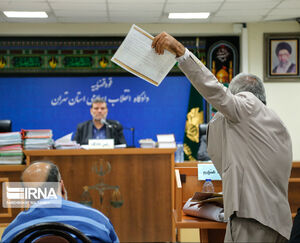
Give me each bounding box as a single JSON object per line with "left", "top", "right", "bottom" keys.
{"left": 179, "top": 52, "right": 293, "bottom": 239}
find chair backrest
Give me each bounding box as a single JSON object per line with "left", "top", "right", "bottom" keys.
{"left": 10, "top": 222, "right": 92, "bottom": 243}
{"left": 199, "top": 123, "right": 208, "bottom": 137}
{"left": 35, "top": 235, "right": 69, "bottom": 243}
{"left": 0, "top": 120, "right": 12, "bottom": 133}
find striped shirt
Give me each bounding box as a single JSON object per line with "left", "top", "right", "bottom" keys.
{"left": 1, "top": 198, "right": 119, "bottom": 243}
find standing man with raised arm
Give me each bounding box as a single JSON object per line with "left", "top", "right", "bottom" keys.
{"left": 152, "top": 32, "right": 292, "bottom": 242}
{"left": 74, "top": 97, "right": 126, "bottom": 145}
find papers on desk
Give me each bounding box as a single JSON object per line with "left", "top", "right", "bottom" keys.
{"left": 182, "top": 192, "right": 225, "bottom": 222}
{"left": 0, "top": 132, "right": 22, "bottom": 146}
{"left": 0, "top": 132, "right": 23, "bottom": 164}
{"left": 54, "top": 133, "right": 80, "bottom": 150}
{"left": 111, "top": 24, "right": 177, "bottom": 86}
{"left": 156, "top": 134, "right": 176, "bottom": 148}
{"left": 139, "top": 138, "right": 156, "bottom": 148}
{"left": 22, "top": 129, "right": 52, "bottom": 138}
{"left": 22, "top": 129, "right": 53, "bottom": 150}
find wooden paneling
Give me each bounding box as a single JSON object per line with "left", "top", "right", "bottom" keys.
{"left": 0, "top": 178, "right": 12, "bottom": 218}
{"left": 289, "top": 162, "right": 300, "bottom": 214}
{"left": 24, "top": 148, "right": 175, "bottom": 242}
{"left": 0, "top": 167, "right": 24, "bottom": 224}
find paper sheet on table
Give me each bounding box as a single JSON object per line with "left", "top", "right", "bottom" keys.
{"left": 111, "top": 24, "right": 177, "bottom": 86}
{"left": 55, "top": 133, "right": 73, "bottom": 144}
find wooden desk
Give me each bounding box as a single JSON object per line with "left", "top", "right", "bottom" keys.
{"left": 174, "top": 168, "right": 226, "bottom": 243}
{"left": 24, "top": 148, "right": 175, "bottom": 242}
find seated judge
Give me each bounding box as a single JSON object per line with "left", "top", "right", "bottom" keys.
{"left": 74, "top": 98, "right": 126, "bottom": 145}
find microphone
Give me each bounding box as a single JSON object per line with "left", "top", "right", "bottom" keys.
{"left": 100, "top": 118, "right": 112, "bottom": 128}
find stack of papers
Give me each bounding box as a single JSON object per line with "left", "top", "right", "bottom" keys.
{"left": 0, "top": 132, "right": 23, "bottom": 164}
{"left": 22, "top": 129, "right": 52, "bottom": 138}
{"left": 0, "top": 132, "right": 22, "bottom": 146}
{"left": 22, "top": 129, "right": 53, "bottom": 150}
{"left": 54, "top": 133, "right": 80, "bottom": 150}
{"left": 156, "top": 134, "right": 176, "bottom": 148}
{"left": 182, "top": 192, "right": 225, "bottom": 222}
{"left": 139, "top": 139, "right": 156, "bottom": 148}
{"left": 24, "top": 138, "right": 53, "bottom": 150}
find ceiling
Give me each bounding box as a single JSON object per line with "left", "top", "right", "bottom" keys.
{"left": 0, "top": 0, "right": 299, "bottom": 24}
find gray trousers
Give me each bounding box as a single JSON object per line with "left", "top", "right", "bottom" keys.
{"left": 224, "top": 214, "right": 288, "bottom": 243}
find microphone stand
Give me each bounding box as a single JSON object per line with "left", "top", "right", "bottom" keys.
{"left": 123, "top": 127, "right": 135, "bottom": 148}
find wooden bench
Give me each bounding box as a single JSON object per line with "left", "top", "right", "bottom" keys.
{"left": 174, "top": 168, "right": 226, "bottom": 243}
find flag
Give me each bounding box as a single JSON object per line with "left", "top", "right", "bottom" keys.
{"left": 183, "top": 86, "right": 205, "bottom": 161}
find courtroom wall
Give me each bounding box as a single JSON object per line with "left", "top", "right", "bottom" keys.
{"left": 247, "top": 22, "right": 300, "bottom": 161}
{"left": 0, "top": 21, "right": 299, "bottom": 159}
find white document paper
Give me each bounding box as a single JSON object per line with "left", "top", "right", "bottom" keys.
{"left": 55, "top": 133, "right": 73, "bottom": 144}
{"left": 156, "top": 134, "right": 175, "bottom": 143}
{"left": 111, "top": 24, "right": 177, "bottom": 86}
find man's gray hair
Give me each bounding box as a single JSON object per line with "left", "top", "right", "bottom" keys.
{"left": 91, "top": 97, "right": 106, "bottom": 108}
{"left": 229, "top": 73, "right": 266, "bottom": 105}
{"left": 21, "top": 161, "right": 62, "bottom": 192}
{"left": 46, "top": 161, "right": 61, "bottom": 183}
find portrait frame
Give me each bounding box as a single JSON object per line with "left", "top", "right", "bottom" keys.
{"left": 264, "top": 33, "right": 300, "bottom": 82}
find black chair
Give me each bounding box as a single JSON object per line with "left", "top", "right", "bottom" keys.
{"left": 10, "top": 222, "right": 92, "bottom": 243}
{"left": 199, "top": 123, "right": 208, "bottom": 137}
{"left": 0, "top": 120, "right": 12, "bottom": 133}
{"left": 197, "top": 124, "right": 210, "bottom": 161}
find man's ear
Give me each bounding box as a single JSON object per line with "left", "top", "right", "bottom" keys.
{"left": 60, "top": 179, "right": 66, "bottom": 198}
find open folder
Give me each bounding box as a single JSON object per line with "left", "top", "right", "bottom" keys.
{"left": 111, "top": 24, "right": 177, "bottom": 86}
{"left": 182, "top": 192, "right": 225, "bottom": 222}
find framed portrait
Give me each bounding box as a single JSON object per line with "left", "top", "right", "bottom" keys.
{"left": 264, "top": 33, "right": 300, "bottom": 82}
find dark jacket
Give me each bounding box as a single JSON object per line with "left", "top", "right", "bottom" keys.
{"left": 74, "top": 120, "right": 126, "bottom": 145}
{"left": 289, "top": 208, "right": 300, "bottom": 243}
{"left": 272, "top": 63, "right": 296, "bottom": 74}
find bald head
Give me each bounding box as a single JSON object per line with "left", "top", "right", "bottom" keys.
{"left": 22, "top": 161, "right": 61, "bottom": 183}
{"left": 21, "top": 161, "right": 66, "bottom": 200}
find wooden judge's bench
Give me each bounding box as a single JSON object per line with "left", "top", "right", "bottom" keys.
{"left": 0, "top": 148, "right": 299, "bottom": 242}
{"left": 17, "top": 148, "right": 175, "bottom": 242}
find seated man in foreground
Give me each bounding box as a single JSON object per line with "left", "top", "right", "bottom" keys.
{"left": 1, "top": 161, "right": 119, "bottom": 243}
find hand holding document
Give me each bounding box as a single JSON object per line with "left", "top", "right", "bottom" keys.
{"left": 111, "top": 24, "right": 176, "bottom": 86}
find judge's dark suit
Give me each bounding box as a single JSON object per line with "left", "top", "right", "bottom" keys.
{"left": 179, "top": 51, "right": 293, "bottom": 241}
{"left": 74, "top": 120, "right": 126, "bottom": 145}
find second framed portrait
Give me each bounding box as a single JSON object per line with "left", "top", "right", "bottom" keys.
{"left": 264, "top": 33, "right": 300, "bottom": 82}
